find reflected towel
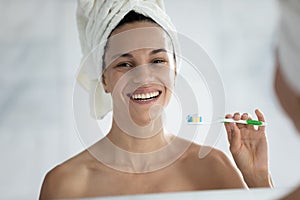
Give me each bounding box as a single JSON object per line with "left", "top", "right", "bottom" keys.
{"left": 76, "top": 0, "right": 180, "bottom": 119}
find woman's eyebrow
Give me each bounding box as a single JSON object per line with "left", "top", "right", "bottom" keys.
{"left": 111, "top": 48, "right": 167, "bottom": 60}
{"left": 150, "top": 48, "right": 167, "bottom": 55}
{"left": 111, "top": 53, "right": 134, "bottom": 60}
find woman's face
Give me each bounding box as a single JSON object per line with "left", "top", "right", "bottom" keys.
{"left": 102, "top": 22, "right": 176, "bottom": 126}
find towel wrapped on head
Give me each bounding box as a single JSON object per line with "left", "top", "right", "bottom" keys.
{"left": 76, "top": 0, "right": 180, "bottom": 119}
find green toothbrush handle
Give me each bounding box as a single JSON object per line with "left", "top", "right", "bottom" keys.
{"left": 246, "top": 119, "right": 263, "bottom": 126}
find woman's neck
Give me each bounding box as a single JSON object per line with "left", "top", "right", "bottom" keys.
{"left": 106, "top": 118, "right": 171, "bottom": 153}
{"left": 89, "top": 117, "right": 189, "bottom": 173}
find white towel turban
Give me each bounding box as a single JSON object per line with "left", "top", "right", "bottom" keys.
{"left": 76, "top": 0, "right": 180, "bottom": 119}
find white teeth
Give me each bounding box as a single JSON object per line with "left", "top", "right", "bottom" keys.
{"left": 131, "top": 91, "right": 160, "bottom": 100}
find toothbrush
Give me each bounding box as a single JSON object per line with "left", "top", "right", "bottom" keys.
{"left": 186, "top": 114, "right": 267, "bottom": 126}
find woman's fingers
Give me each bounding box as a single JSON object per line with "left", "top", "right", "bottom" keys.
{"left": 225, "top": 113, "right": 242, "bottom": 154}
{"left": 225, "top": 110, "right": 264, "bottom": 153}
{"left": 233, "top": 112, "right": 240, "bottom": 121}
{"left": 225, "top": 114, "right": 233, "bottom": 142}
{"left": 242, "top": 113, "right": 255, "bottom": 130}
{"left": 255, "top": 109, "right": 266, "bottom": 132}
{"left": 229, "top": 123, "right": 242, "bottom": 155}
{"left": 234, "top": 112, "right": 245, "bottom": 129}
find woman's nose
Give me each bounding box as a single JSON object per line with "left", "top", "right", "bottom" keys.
{"left": 132, "top": 64, "right": 154, "bottom": 83}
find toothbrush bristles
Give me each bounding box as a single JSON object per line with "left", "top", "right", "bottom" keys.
{"left": 187, "top": 115, "right": 202, "bottom": 123}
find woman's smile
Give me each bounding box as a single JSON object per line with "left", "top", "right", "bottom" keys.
{"left": 127, "top": 87, "right": 162, "bottom": 105}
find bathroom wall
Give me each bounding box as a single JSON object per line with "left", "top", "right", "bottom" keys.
{"left": 0, "top": 0, "right": 299, "bottom": 199}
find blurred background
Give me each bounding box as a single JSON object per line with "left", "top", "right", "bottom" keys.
{"left": 1, "top": 0, "right": 300, "bottom": 199}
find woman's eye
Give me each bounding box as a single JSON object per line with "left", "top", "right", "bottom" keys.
{"left": 116, "top": 62, "right": 132, "bottom": 68}
{"left": 152, "top": 59, "right": 166, "bottom": 64}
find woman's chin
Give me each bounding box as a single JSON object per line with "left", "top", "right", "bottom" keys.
{"left": 130, "top": 112, "right": 163, "bottom": 127}
{"left": 130, "top": 113, "right": 152, "bottom": 126}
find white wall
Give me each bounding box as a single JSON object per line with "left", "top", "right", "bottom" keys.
{"left": 0, "top": 0, "right": 299, "bottom": 199}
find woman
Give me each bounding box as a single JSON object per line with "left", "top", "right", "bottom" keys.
{"left": 39, "top": 1, "right": 272, "bottom": 199}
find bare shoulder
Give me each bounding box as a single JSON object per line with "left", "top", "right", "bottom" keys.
{"left": 178, "top": 141, "right": 246, "bottom": 189}
{"left": 178, "top": 139, "right": 232, "bottom": 166}
{"left": 193, "top": 144, "right": 233, "bottom": 168}
{"left": 39, "top": 150, "right": 102, "bottom": 199}
{"left": 182, "top": 142, "right": 233, "bottom": 170}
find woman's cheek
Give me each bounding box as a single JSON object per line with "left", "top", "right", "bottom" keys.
{"left": 109, "top": 72, "right": 128, "bottom": 93}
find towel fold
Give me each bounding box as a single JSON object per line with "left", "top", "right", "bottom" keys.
{"left": 76, "top": 0, "right": 180, "bottom": 119}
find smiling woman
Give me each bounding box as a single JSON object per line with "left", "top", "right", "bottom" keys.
{"left": 39, "top": 0, "right": 272, "bottom": 199}
{"left": 102, "top": 20, "right": 175, "bottom": 127}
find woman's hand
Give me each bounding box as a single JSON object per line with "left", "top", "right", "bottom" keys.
{"left": 224, "top": 109, "right": 273, "bottom": 188}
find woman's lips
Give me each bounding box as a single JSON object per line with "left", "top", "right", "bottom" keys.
{"left": 127, "top": 88, "right": 162, "bottom": 105}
